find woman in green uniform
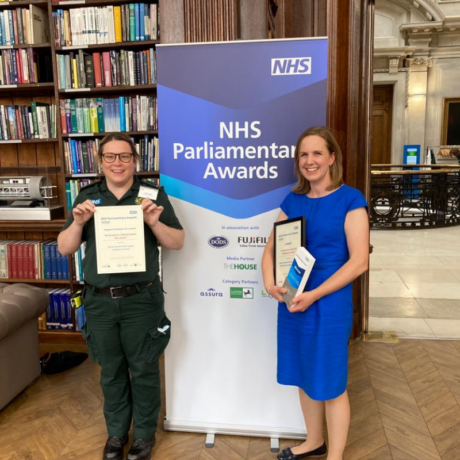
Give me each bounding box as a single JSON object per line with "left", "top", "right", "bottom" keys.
{"left": 58, "top": 133, "right": 184, "bottom": 460}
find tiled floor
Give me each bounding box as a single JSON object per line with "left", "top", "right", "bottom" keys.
{"left": 369, "top": 226, "right": 460, "bottom": 339}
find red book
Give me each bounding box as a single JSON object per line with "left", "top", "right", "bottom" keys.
{"left": 16, "top": 50, "right": 23, "bottom": 84}
{"left": 28, "top": 242, "right": 34, "bottom": 279}
{"left": 10, "top": 242, "right": 18, "bottom": 279}
{"left": 12, "top": 10, "right": 19, "bottom": 46}
{"left": 102, "top": 52, "right": 112, "bottom": 87}
{"left": 17, "top": 242, "right": 24, "bottom": 279}
{"left": 14, "top": 107, "right": 23, "bottom": 139}
{"left": 93, "top": 52, "right": 102, "bottom": 87}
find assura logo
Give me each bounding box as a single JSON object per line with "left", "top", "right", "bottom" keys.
{"left": 208, "top": 236, "right": 229, "bottom": 249}
{"left": 200, "top": 288, "right": 224, "bottom": 297}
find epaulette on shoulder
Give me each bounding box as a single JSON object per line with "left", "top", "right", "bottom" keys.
{"left": 140, "top": 180, "right": 162, "bottom": 190}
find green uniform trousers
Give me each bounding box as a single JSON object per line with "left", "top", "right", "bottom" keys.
{"left": 82, "top": 281, "right": 170, "bottom": 439}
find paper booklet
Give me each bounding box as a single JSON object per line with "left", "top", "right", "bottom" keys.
{"left": 282, "top": 246, "right": 316, "bottom": 307}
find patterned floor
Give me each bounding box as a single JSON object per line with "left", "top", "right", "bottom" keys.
{"left": 2, "top": 339, "right": 460, "bottom": 459}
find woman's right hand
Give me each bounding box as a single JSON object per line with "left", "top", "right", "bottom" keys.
{"left": 72, "top": 199, "right": 96, "bottom": 226}
{"left": 268, "top": 285, "right": 287, "bottom": 302}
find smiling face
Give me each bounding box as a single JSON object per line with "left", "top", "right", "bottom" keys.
{"left": 100, "top": 140, "right": 136, "bottom": 188}
{"left": 298, "top": 135, "right": 336, "bottom": 188}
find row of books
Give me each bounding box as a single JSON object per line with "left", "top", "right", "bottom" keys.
{"left": 0, "top": 240, "right": 69, "bottom": 280}
{"left": 0, "top": 103, "right": 56, "bottom": 140}
{"left": 60, "top": 95, "right": 158, "bottom": 134}
{"left": 73, "top": 244, "right": 86, "bottom": 282}
{"left": 53, "top": 3, "right": 159, "bottom": 47}
{"left": 57, "top": 47, "right": 157, "bottom": 89}
{"left": 66, "top": 180, "right": 96, "bottom": 210}
{"left": 0, "top": 49, "right": 53, "bottom": 86}
{"left": 64, "top": 135, "right": 158, "bottom": 174}
{"left": 0, "top": 5, "right": 50, "bottom": 46}
{"left": 46, "top": 288, "right": 73, "bottom": 330}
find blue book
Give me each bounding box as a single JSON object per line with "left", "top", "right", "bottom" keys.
{"left": 59, "top": 289, "right": 68, "bottom": 329}
{"left": 8, "top": 11, "right": 14, "bottom": 45}
{"left": 75, "top": 141, "right": 83, "bottom": 173}
{"left": 52, "top": 289, "right": 62, "bottom": 329}
{"left": 114, "top": 98, "right": 120, "bottom": 131}
{"left": 43, "top": 242, "right": 52, "bottom": 279}
{"left": 135, "top": 4, "right": 140, "bottom": 41}
{"left": 46, "top": 289, "right": 55, "bottom": 329}
{"left": 0, "top": 13, "right": 4, "bottom": 46}
{"left": 66, "top": 290, "right": 72, "bottom": 330}
{"left": 60, "top": 251, "right": 69, "bottom": 280}
{"left": 76, "top": 304, "right": 86, "bottom": 332}
{"left": 70, "top": 140, "right": 78, "bottom": 174}
{"left": 50, "top": 242, "right": 58, "bottom": 279}
{"left": 139, "top": 3, "right": 145, "bottom": 41}
{"left": 119, "top": 96, "right": 125, "bottom": 132}
{"left": 65, "top": 182, "right": 72, "bottom": 212}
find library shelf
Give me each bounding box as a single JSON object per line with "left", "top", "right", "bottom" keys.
{"left": 59, "top": 84, "right": 157, "bottom": 94}
{"left": 0, "top": 43, "right": 51, "bottom": 50}
{"left": 56, "top": 40, "right": 160, "bottom": 51}
{"left": 0, "top": 138, "right": 58, "bottom": 144}
{"left": 0, "top": 82, "right": 54, "bottom": 91}
{"left": 0, "top": 1, "right": 48, "bottom": 6}
{"left": 65, "top": 171, "right": 159, "bottom": 178}
{"left": 0, "top": 220, "right": 66, "bottom": 231}
{"left": 39, "top": 330, "right": 85, "bottom": 344}
{"left": 2, "top": 278, "right": 71, "bottom": 284}
{"left": 62, "top": 130, "right": 158, "bottom": 138}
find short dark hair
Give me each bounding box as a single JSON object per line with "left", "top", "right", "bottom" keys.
{"left": 292, "top": 126, "right": 344, "bottom": 194}
{"left": 97, "top": 133, "right": 139, "bottom": 161}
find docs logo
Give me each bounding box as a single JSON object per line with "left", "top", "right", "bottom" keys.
{"left": 208, "top": 236, "right": 229, "bottom": 249}
{"left": 271, "top": 57, "right": 312, "bottom": 76}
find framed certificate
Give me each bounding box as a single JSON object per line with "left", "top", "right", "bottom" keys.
{"left": 273, "top": 216, "right": 305, "bottom": 286}
{"left": 94, "top": 205, "right": 146, "bottom": 274}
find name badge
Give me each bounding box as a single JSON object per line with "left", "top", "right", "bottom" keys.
{"left": 137, "top": 185, "right": 159, "bottom": 204}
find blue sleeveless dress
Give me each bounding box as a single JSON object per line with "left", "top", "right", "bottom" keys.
{"left": 277, "top": 185, "right": 367, "bottom": 400}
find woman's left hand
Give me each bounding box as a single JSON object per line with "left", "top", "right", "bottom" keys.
{"left": 288, "top": 290, "right": 318, "bottom": 313}
{"left": 141, "top": 199, "right": 164, "bottom": 228}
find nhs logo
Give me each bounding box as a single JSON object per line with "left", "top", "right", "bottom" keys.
{"left": 271, "top": 57, "right": 312, "bottom": 76}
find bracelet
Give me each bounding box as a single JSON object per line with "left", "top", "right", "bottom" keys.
{"left": 267, "top": 285, "right": 274, "bottom": 299}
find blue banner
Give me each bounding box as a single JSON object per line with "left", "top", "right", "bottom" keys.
{"left": 157, "top": 39, "right": 328, "bottom": 218}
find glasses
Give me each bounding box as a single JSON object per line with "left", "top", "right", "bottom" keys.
{"left": 102, "top": 153, "right": 134, "bottom": 163}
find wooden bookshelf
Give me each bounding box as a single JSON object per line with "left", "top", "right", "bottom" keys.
{"left": 0, "top": 0, "right": 161, "bottom": 343}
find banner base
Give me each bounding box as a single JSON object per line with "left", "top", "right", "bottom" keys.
{"left": 164, "top": 420, "right": 307, "bottom": 440}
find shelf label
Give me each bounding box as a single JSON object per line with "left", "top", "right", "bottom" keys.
{"left": 0, "top": 45, "right": 13, "bottom": 49}
{"left": 57, "top": 0, "right": 85, "bottom": 4}
{"left": 0, "top": 140, "right": 20, "bottom": 144}
{"left": 0, "top": 84, "right": 17, "bottom": 88}
{"left": 70, "top": 173, "right": 98, "bottom": 178}
{"left": 69, "top": 133, "right": 94, "bottom": 137}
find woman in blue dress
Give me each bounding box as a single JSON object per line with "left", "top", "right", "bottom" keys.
{"left": 262, "top": 127, "right": 369, "bottom": 460}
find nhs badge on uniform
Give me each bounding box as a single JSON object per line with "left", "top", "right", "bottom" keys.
{"left": 91, "top": 199, "right": 102, "bottom": 205}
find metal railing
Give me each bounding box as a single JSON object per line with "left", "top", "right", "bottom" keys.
{"left": 370, "top": 165, "right": 460, "bottom": 229}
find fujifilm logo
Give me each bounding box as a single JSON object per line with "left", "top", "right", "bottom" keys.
{"left": 271, "top": 57, "right": 312, "bottom": 76}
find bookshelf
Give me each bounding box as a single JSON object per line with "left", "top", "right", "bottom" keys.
{"left": 0, "top": 0, "right": 160, "bottom": 343}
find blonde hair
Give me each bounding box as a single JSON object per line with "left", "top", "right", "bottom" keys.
{"left": 292, "top": 126, "right": 344, "bottom": 194}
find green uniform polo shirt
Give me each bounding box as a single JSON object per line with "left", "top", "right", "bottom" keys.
{"left": 61, "top": 177, "right": 183, "bottom": 288}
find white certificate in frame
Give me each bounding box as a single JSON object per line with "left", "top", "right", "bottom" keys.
{"left": 94, "top": 205, "right": 146, "bottom": 274}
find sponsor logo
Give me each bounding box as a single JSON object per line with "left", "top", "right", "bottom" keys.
{"left": 261, "top": 290, "right": 269, "bottom": 297}
{"left": 237, "top": 236, "right": 268, "bottom": 248}
{"left": 208, "top": 236, "right": 229, "bottom": 249}
{"left": 230, "top": 287, "right": 254, "bottom": 299}
{"left": 91, "top": 199, "right": 102, "bottom": 205}
{"left": 200, "top": 288, "right": 223, "bottom": 297}
{"left": 271, "top": 57, "right": 312, "bottom": 76}
{"left": 224, "top": 263, "right": 258, "bottom": 270}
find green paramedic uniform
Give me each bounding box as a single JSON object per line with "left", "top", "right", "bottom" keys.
{"left": 61, "top": 177, "right": 183, "bottom": 439}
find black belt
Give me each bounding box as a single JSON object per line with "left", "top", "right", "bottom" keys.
{"left": 88, "top": 281, "right": 153, "bottom": 300}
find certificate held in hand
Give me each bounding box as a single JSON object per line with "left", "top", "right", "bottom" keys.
{"left": 282, "top": 246, "right": 316, "bottom": 306}
{"left": 94, "top": 205, "right": 146, "bottom": 274}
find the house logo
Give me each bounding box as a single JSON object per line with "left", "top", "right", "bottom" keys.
{"left": 271, "top": 57, "right": 312, "bottom": 76}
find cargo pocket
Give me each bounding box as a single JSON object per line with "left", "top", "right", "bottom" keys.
{"left": 145, "top": 317, "right": 171, "bottom": 363}
{"left": 81, "top": 323, "right": 100, "bottom": 364}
